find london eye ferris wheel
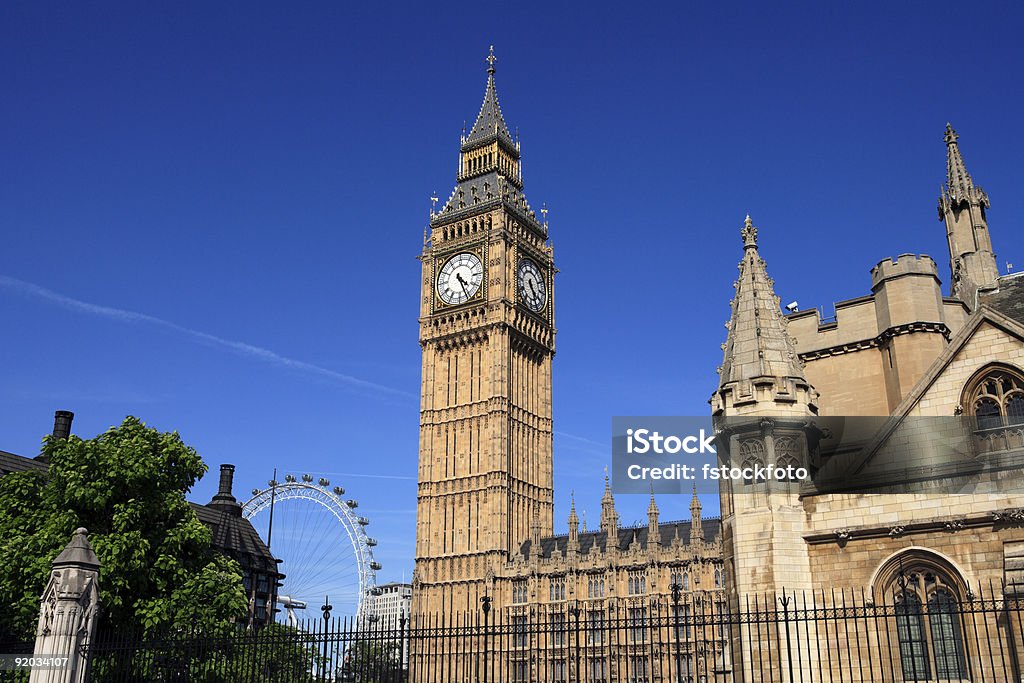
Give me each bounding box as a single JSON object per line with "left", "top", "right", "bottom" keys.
{"left": 242, "top": 473, "right": 381, "bottom": 622}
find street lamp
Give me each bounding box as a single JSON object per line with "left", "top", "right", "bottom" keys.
{"left": 480, "top": 596, "right": 492, "bottom": 683}
{"left": 670, "top": 582, "right": 682, "bottom": 682}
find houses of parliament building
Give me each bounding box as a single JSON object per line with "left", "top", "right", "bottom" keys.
{"left": 411, "top": 50, "right": 1024, "bottom": 681}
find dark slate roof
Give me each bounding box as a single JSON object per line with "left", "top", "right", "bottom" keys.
{"left": 981, "top": 273, "right": 1024, "bottom": 324}
{"left": 435, "top": 171, "right": 544, "bottom": 237}
{"left": 464, "top": 70, "right": 514, "bottom": 149}
{"left": 190, "top": 502, "right": 280, "bottom": 575}
{"left": 0, "top": 449, "right": 46, "bottom": 475}
{"left": 518, "top": 518, "right": 721, "bottom": 561}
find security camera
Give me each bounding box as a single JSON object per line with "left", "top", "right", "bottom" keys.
{"left": 785, "top": 301, "right": 799, "bottom": 312}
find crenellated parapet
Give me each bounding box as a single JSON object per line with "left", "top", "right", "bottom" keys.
{"left": 870, "top": 253, "right": 940, "bottom": 289}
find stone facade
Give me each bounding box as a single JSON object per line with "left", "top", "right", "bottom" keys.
{"left": 414, "top": 53, "right": 1024, "bottom": 681}
{"left": 713, "top": 125, "right": 1024, "bottom": 680}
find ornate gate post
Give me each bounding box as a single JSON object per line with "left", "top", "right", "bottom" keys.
{"left": 29, "top": 528, "right": 101, "bottom": 683}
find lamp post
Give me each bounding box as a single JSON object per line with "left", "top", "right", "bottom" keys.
{"left": 480, "top": 595, "right": 492, "bottom": 683}
{"left": 399, "top": 608, "right": 408, "bottom": 683}
{"left": 321, "top": 596, "right": 333, "bottom": 681}
{"left": 670, "top": 582, "right": 682, "bottom": 683}
{"left": 568, "top": 605, "right": 581, "bottom": 683}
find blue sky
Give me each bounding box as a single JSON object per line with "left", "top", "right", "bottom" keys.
{"left": 2, "top": 2, "right": 1024, "bottom": 589}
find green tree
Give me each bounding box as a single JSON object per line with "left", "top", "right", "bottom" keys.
{"left": 0, "top": 416, "right": 248, "bottom": 639}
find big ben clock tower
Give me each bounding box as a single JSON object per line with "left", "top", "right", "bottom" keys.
{"left": 413, "top": 48, "right": 555, "bottom": 616}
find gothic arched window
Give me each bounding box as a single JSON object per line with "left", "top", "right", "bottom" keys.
{"left": 964, "top": 365, "right": 1024, "bottom": 429}
{"left": 875, "top": 552, "right": 968, "bottom": 681}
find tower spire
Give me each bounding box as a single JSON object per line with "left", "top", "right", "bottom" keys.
{"left": 464, "top": 46, "right": 513, "bottom": 147}
{"left": 939, "top": 123, "right": 999, "bottom": 305}
{"left": 690, "top": 484, "right": 703, "bottom": 543}
{"left": 434, "top": 47, "right": 539, "bottom": 223}
{"left": 712, "top": 216, "right": 817, "bottom": 416}
{"left": 600, "top": 472, "right": 619, "bottom": 534}
{"left": 567, "top": 492, "right": 580, "bottom": 553}
{"left": 647, "top": 491, "right": 660, "bottom": 548}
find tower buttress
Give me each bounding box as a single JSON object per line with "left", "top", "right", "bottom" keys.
{"left": 939, "top": 123, "right": 999, "bottom": 307}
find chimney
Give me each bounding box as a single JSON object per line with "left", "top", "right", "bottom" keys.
{"left": 52, "top": 410, "right": 74, "bottom": 440}
{"left": 209, "top": 463, "right": 242, "bottom": 516}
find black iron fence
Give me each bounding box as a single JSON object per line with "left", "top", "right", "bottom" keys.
{"left": 53, "top": 583, "right": 1024, "bottom": 682}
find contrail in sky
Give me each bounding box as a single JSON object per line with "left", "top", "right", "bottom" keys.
{"left": 0, "top": 275, "right": 415, "bottom": 400}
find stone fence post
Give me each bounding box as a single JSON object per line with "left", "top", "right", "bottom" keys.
{"left": 28, "top": 528, "right": 101, "bottom": 683}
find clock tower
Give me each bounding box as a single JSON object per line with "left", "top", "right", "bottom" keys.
{"left": 413, "top": 48, "right": 555, "bottom": 616}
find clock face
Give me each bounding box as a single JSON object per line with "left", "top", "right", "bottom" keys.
{"left": 517, "top": 258, "right": 547, "bottom": 312}
{"left": 437, "top": 252, "right": 484, "bottom": 305}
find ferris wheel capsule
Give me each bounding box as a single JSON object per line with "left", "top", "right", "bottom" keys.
{"left": 285, "top": 474, "right": 296, "bottom": 483}
{"left": 333, "top": 486, "right": 345, "bottom": 496}
{"left": 302, "top": 474, "right": 313, "bottom": 483}
{"left": 346, "top": 499, "right": 359, "bottom": 508}
{"left": 318, "top": 478, "right": 330, "bottom": 487}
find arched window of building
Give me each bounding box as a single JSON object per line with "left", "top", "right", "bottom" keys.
{"left": 963, "top": 364, "right": 1024, "bottom": 428}
{"left": 714, "top": 568, "right": 722, "bottom": 588}
{"left": 874, "top": 551, "right": 968, "bottom": 681}
{"left": 683, "top": 572, "right": 690, "bottom": 590}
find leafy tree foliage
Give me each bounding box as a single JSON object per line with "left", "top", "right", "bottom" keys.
{"left": 0, "top": 416, "right": 248, "bottom": 639}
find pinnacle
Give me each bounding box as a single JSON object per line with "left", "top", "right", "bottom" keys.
{"left": 942, "top": 122, "right": 987, "bottom": 207}
{"left": 741, "top": 214, "right": 759, "bottom": 249}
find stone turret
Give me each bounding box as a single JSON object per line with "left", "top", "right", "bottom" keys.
{"left": 939, "top": 123, "right": 999, "bottom": 308}
{"left": 713, "top": 217, "right": 820, "bottom": 676}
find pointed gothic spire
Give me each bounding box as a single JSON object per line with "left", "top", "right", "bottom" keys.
{"left": 647, "top": 490, "right": 659, "bottom": 516}
{"left": 647, "top": 492, "right": 660, "bottom": 548}
{"left": 713, "top": 216, "right": 817, "bottom": 416}
{"left": 938, "top": 123, "right": 999, "bottom": 304}
{"left": 943, "top": 123, "right": 988, "bottom": 207}
{"left": 719, "top": 216, "right": 805, "bottom": 384}
{"left": 568, "top": 493, "right": 580, "bottom": 552}
{"left": 600, "top": 472, "right": 619, "bottom": 534}
{"left": 464, "top": 46, "right": 514, "bottom": 147}
{"left": 689, "top": 485, "right": 703, "bottom": 543}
